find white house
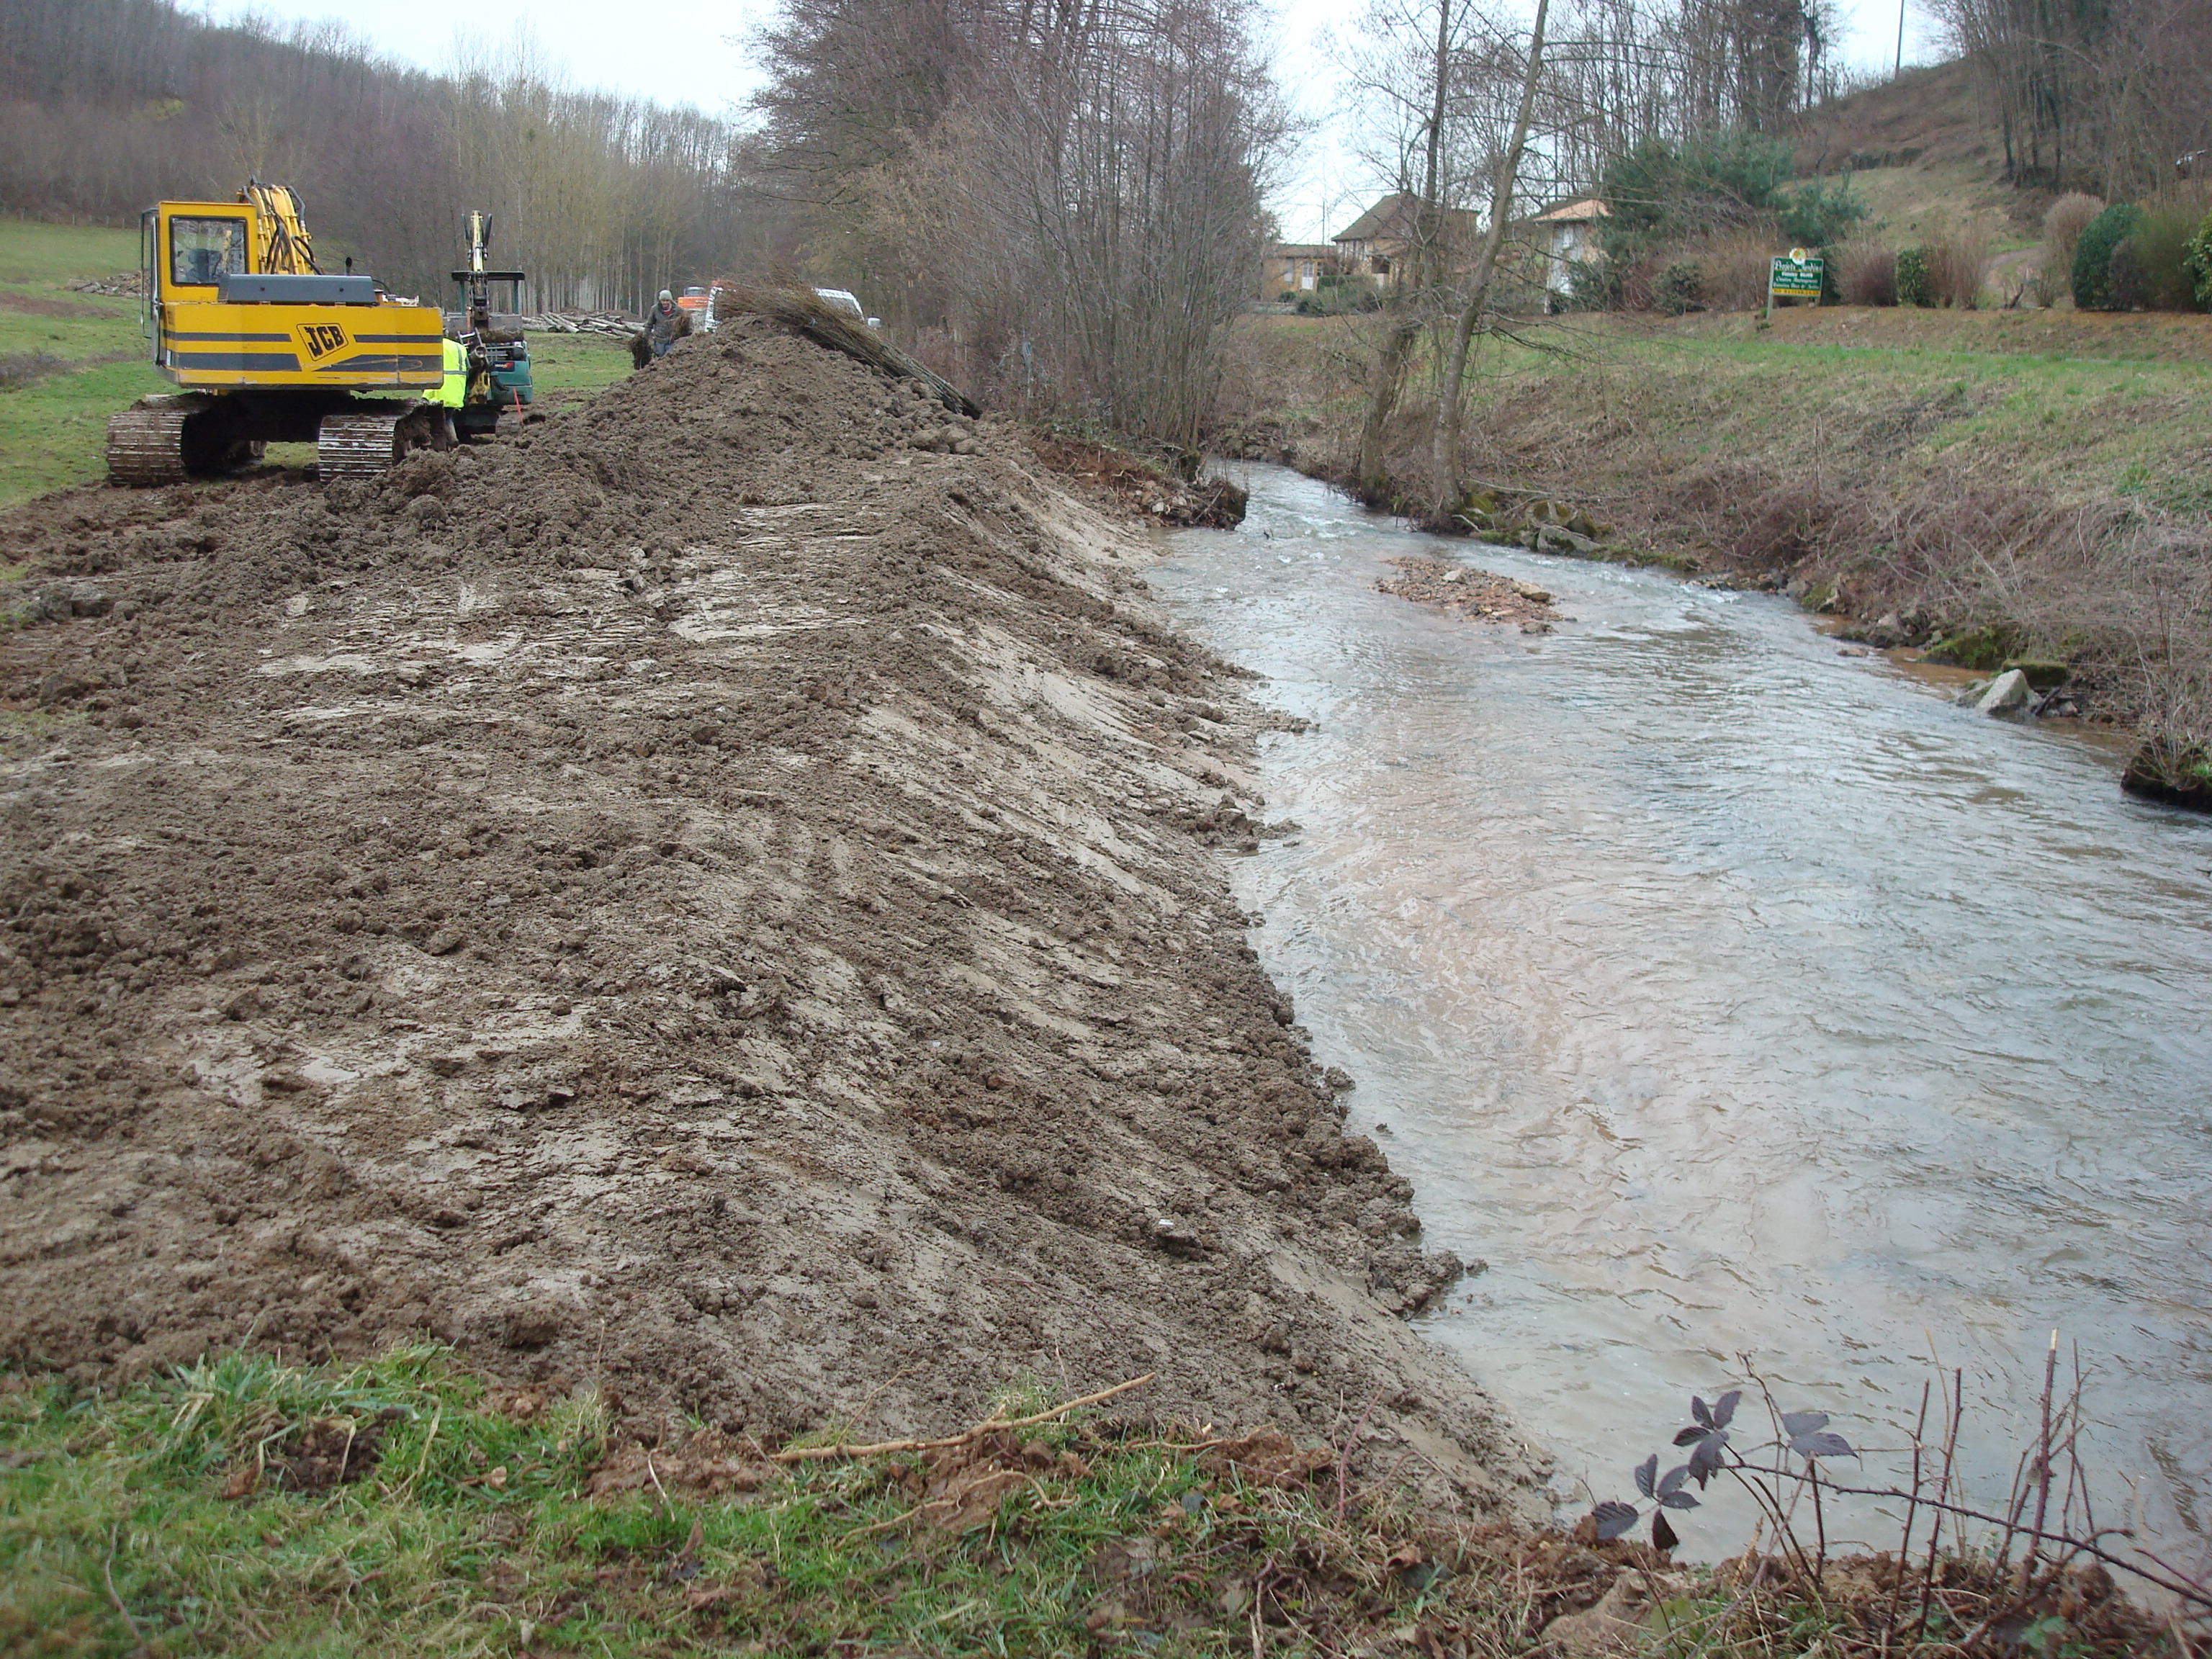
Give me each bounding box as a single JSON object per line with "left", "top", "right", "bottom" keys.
{"left": 1533, "top": 198, "right": 1608, "bottom": 302}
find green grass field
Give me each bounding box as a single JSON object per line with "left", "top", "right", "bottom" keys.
{"left": 1, "top": 1346, "right": 2182, "bottom": 1659}
{"left": 0, "top": 1348, "right": 1487, "bottom": 1658}
{"left": 1235, "top": 305, "right": 2212, "bottom": 516}
{"left": 0, "top": 217, "right": 634, "bottom": 511}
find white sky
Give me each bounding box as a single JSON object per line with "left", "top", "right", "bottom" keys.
{"left": 213, "top": 0, "right": 1952, "bottom": 243}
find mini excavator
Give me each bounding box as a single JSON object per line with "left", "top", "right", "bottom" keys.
{"left": 107, "top": 181, "right": 450, "bottom": 483}
{"left": 447, "top": 210, "right": 534, "bottom": 441}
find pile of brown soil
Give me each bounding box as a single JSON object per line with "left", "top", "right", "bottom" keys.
{"left": 1377, "top": 557, "right": 1561, "bottom": 632}
{"left": 0, "top": 322, "right": 1542, "bottom": 1512}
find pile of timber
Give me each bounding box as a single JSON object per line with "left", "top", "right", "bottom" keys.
{"left": 522, "top": 310, "right": 639, "bottom": 336}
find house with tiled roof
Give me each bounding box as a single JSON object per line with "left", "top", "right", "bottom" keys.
{"left": 1331, "top": 194, "right": 1482, "bottom": 287}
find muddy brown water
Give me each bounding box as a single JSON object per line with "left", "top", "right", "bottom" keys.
{"left": 1154, "top": 464, "right": 2212, "bottom": 1568}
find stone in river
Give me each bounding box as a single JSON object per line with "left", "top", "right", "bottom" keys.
{"left": 1976, "top": 668, "right": 2031, "bottom": 715}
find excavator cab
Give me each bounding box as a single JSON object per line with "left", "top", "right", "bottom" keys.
{"left": 107, "top": 183, "right": 449, "bottom": 485}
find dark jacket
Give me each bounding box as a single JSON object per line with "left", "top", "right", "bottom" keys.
{"left": 644, "top": 300, "right": 691, "bottom": 348}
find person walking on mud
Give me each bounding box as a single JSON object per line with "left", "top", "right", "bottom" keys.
{"left": 634, "top": 289, "right": 691, "bottom": 369}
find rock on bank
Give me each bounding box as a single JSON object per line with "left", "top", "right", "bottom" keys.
{"left": 0, "top": 322, "right": 1540, "bottom": 1513}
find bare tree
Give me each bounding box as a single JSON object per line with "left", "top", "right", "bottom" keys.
{"left": 752, "top": 0, "right": 1289, "bottom": 451}
{"left": 1335, "top": 0, "right": 1492, "bottom": 495}
{"left": 1930, "top": 0, "right": 2212, "bottom": 194}
{"left": 1427, "top": 0, "right": 1550, "bottom": 518}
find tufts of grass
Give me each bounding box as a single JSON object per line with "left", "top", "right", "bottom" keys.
{"left": 0, "top": 1346, "right": 1467, "bottom": 1658}
{"left": 6, "top": 1348, "right": 2195, "bottom": 1659}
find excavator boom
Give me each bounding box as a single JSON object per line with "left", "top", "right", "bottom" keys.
{"left": 240, "top": 180, "right": 320, "bottom": 277}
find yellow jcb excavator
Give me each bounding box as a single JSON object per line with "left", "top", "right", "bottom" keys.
{"left": 106, "top": 181, "right": 450, "bottom": 484}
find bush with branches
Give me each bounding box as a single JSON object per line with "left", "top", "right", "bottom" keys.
{"left": 2041, "top": 193, "right": 2105, "bottom": 294}
{"left": 2188, "top": 211, "right": 2212, "bottom": 309}
{"left": 1924, "top": 230, "right": 1992, "bottom": 307}
{"left": 1655, "top": 261, "right": 1704, "bottom": 314}
{"left": 2128, "top": 188, "right": 2212, "bottom": 310}
{"left": 1836, "top": 241, "right": 1898, "bottom": 305}
{"left": 1896, "top": 246, "right": 1933, "bottom": 307}
{"left": 2072, "top": 203, "right": 2144, "bottom": 309}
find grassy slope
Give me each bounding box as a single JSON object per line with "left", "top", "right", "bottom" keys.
{"left": 1233, "top": 303, "right": 2212, "bottom": 532}
{"left": 0, "top": 219, "right": 631, "bottom": 511}
{"left": 1, "top": 1348, "right": 2178, "bottom": 1659}
{"left": 1515, "top": 309, "right": 2212, "bottom": 516}
{"left": 0, "top": 1349, "right": 1554, "bottom": 1658}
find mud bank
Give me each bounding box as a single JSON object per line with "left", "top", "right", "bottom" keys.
{"left": 0, "top": 323, "right": 1542, "bottom": 1514}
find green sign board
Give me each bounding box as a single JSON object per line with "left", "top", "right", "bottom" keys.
{"left": 1770, "top": 253, "right": 1824, "bottom": 298}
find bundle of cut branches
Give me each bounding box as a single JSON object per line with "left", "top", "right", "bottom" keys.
{"left": 711, "top": 284, "right": 980, "bottom": 417}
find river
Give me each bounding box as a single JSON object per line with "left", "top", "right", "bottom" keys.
{"left": 1152, "top": 462, "right": 2212, "bottom": 1570}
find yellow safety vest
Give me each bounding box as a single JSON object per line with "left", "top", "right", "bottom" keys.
{"left": 433, "top": 336, "right": 467, "bottom": 409}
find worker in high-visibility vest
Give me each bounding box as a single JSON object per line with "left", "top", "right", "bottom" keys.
{"left": 429, "top": 335, "right": 467, "bottom": 446}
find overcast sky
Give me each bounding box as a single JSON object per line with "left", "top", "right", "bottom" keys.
{"left": 215, "top": 0, "right": 1950, "bottom": 243}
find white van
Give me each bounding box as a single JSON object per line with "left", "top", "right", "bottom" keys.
{"left": 811, "top": 287, "right": 881, "bottom": 328}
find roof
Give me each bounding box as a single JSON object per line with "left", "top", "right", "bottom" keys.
{"left": 1534, "top": 197, "right": 1609, "bottom": 222}
{"left": 1332, "top": 192, "right": 1480, "bottom": 245}
{"left": 1268, "top": 243, "right": 1336, "bottom": 258}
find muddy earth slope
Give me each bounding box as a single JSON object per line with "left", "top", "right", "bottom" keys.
{"left": 0, "top": 323, "right": 1541, "bottom": 1511}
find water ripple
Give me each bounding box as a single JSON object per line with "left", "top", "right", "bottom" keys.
{"left": 1156, "top": 464, "right": 2212, "bottom": 1563}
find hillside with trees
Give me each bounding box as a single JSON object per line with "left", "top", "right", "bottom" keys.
{"left": 0, "top": 0, "right": 756, "bottom": 313}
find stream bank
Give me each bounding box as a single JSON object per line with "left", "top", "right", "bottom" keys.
{"left": 1155, "top": 462, "right": 2212, "bottom": 1565}
{"left": 0, "top": 323, "right": 1540, "bottom": 1514}
{"left": 1214, "top": 306, "right": 2212, "bottom": 804}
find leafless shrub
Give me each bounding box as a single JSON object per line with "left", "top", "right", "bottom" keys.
{"left": 1586, "top": 1352, "right": 2212, "bottom": 1632}
{"left": 2075, "top": 521, "right": 2212, "bottom": 757}
{"left": 1835, "top": 240, "right": 1899, "bottom": 305}
{"left": 1696, "top": 230, "right": 1781, "bottom": 312}
{"left": 2042, "top": 192, "right": 2106, "bottom": 290}
{"left": 1924, "top": 230, "right": 1993, "bottom": 307}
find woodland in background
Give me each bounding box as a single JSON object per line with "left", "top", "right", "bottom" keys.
{"left": 751, "top": 0, "right": 1289, "bottom": 451}
{"left": 0, "top": 0, "right": 758, "bottom": 313}
{"left": 1932, "top": 0, "right": 2212, "bottom": 197}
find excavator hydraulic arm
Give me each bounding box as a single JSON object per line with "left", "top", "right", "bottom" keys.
{"left": 239, "top": 181, "right": 320, "bottom": 277}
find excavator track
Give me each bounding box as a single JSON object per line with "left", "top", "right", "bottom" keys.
{"left": 104, "top": 405, "right": 194, "bottom": 486}
{"left": 106, "top": 397, "right": 265, "bottom": 486}
{"left": 318, "top": 405, "right": 444, "bottom": 480}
